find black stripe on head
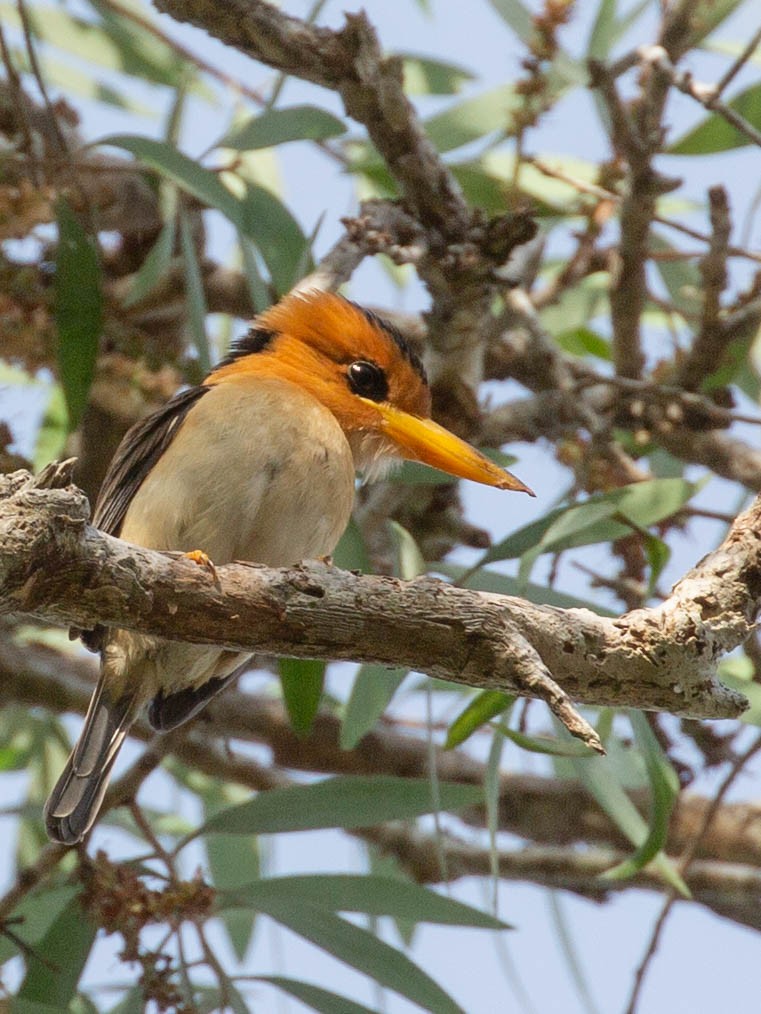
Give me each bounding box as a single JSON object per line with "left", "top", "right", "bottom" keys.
{"left": 351, "top": 301, "right": 428, "bottom": 387}
{"left": 215, "top": 326, "right": 277, "bottom": 370}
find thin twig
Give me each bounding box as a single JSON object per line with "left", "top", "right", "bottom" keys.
{"left": 639, "top": 43, "right": 761, "bottom": 149}
{"left": 713, "top": 24, "right": 761, "bottom": 98}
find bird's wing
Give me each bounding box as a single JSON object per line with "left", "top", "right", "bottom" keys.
{"left": 94, "top": 385, "right": 209, "bottom": 536}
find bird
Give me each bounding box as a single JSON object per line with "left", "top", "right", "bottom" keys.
{"left": 44, "top": 289, "right": 533, "bottom": 844}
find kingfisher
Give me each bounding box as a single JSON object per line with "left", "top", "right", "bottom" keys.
{"left": 44, "top": 289, "right": 533, "bottom": 844}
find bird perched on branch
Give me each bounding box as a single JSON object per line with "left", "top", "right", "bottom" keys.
{"left": 45, "top": 289, "right": 533, "bottom": 844}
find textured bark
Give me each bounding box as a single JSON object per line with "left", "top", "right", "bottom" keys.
{"left": 0, "top": 465, "right": 751, "bottom": 721}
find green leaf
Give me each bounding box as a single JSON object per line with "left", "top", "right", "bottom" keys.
{"left": 642, "top": 532, "right": 670, "bottom": 593}
{"left": 486, "top": 0, "right": 534, "bottom": 43}
{"left": 33, "top": 384, "right": 69, "bottom": 471}
{"left": 0, "top": 4, "right": 178, "bottom": 90}
{"left": 587, "top": 0, "right": 649, "bottom": 61}
{"left": 669, "top": 81, "right": 761, "bottom": 154}
{"left": 238, "top": 233, "right": 272, "bottom": 315}
{"left": 223, "top": 874, "right": 508, "bottom": 928}
{"left": 252, "top": 900, "right": 465, "bottom": 1014}
{"left": 255, "top": 976, "right": 378, "bottom": 1014}
{"left": 237, "top": 182, "right": 310, "bottom": 294}
{"left": 123, "top": 217, "right": 176, "bottom": 308}
{"left": 201, "top": 781, "right": 260, "bottom": 962}
{"left": 279, "top": 658, "right": 326, "bottom": 737}
{"left": 400, "top": 54, "right": 474, "bottom": 95}
{"left": 99, "top": 134, "right": 244, "bottom": 220}
{"left": 178, "top": 208, "right": 210, "bottom": 373}
{"left": 341, "top": 665, "right": 408, "bottom": 750}
{"left": 567, "top": 735, "right": 688, "bottom": 895}
{"left": 424, "top": 84, "right": 519, "bottom": 152}
{"left": 6, "top": 1002, "right": 65, "bottom": 1014}
{"left": 686, "top": 0, "right": 747, "bottom": 46}
{"left": 54, "top": 198, "right": 102, "bottom": 430}
{"left": 555, "top": 327, "right": 611, "bottom": 361}
{"left": 332, "top": 517, "right": 371, "bottom": 572}
{"left": 219, "top": 104, "right": 346, "bottom": 151}
{"left": 650, "top": 232, "right": 703, "bottom": 318}
{"left": 0, "top": 885, "right": 78, "bottom": 965}
{"left": 446, "top": 691, "right": 514, "bottom": 749}
{"left": 440, "top": 563, "right": 615, "bottom": 615}
{"left": 496, "top": 724, "right": 597, "bottom": 757}
{"left": 16, "top": 895, "right": 97, "bottom": 1007}
{"left": 194, "top": 776, "right": 481, "bottom": 838}
{"left": 387, "top": 520, "right": 426, "bottom": 579}
{"left": 481, "top": 478, "right": 700, "bottom": 566}
{"left": 602, "top": 712, "right": 684, "bottom": 885}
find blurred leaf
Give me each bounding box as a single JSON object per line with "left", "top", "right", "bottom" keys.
{"left": 105, "top": 986, "right": 145, "bottom": 1014}
{"left": 201, "top": 781, "right": 260, "bottom": 962}
{"left": 223, "top": 874, "right": 509, "bottom": 928}
{"left": 486, "top": 0, "right": 534, "bottom": 42}
{"left": 256, "top": 976, "right": 378, "bottom": 1014}
{"left": 16, "top": 51, "right": 154, "bottom": 116}
{"left": 440, "top": 563, "right": 615, "bottom": 615}
{"left": 446, "top": 691, "right": 514, "bottom": 749}
{"left": 642, "top": 532, "right": 670, "bottom": 593}
{"left": 669, "top": 81, "right": 761, "bottom": 154}
{"left": 481, "top": 478, "right": 700, "bottom": 566}
{"left": 332, "top": 518, "right": 371, "bottom": 572}
{"left": 719, "top": 655, "right": 761, "bottom": 725}
{"left": 54, "top": 198, "right": 102, "bottom": 430}
{"left": 400, "top": 53, "right": 474, "bottom": 94}
{"left": 279, "top": 658, "right": 326, "bottom": 737}
{"left": 123, "top": 217, "right": 176, "bottom": 308}
{"left": 219, "top": 104, "right": 346, "bottom": 150}
{"left": 194, "top": 776, "right": 481, "bottom": 838}
{"left": 465, "top": 150, "right": 600, "bottom": 214}
{"left": 192, "top": 982, "right": 250, "bottom": 1014}
{"left": 0, "top": 885, "right": 79, "bottom": 964}
{"left": 178, "top": 208, "right": 210, "bottom": 372}
{"left": 0, "top": 4, "right": 176, "bottom": 88}
{"left": 33, "top": 384, "right": 68, "bottom": 471}
{"left": 7, "top": 1003, "right": 64, "bottom": 1013}
{"left": 555, "top": 327, "right": 611, "bottom": 361}
{"left": 424, "top": 84, "right": 519, "bottom": 152}
{"left": 540, "top": 272, "right": 609, "bottom": 337}
{"left": 17, "top": 895, "right": 97, "bottom": 1007}
{"left": 341, "top": 665, "right": 408, "bottom": 750}
{"left": 687, "top": 0, "right": 748, "bottom": 46}
{"left": 387, "top": 520, "right": 426, "bottom": 579}
{"left": 496, "top": 724, "right": 597, "bottom": 757}
{"left": 568, "top": 734, "right": 688, "bottom": 895}
{"left": 98, "top": 134, "right": 243, "bottom": 221}
{"left": 602, "top": 712, "right": 683, "bottom": 883}
{"left": 238, "top": 182, "right": 311, "bottom": 294}
{"left": 587, "top": 0, "right": 649, "bottom": 60}
{"left": 251, "top": 899, "right": 465, "bottom": 1014}
{"left": 238, "top": 233, "right": 272, "bottom": 314}
{"left": 650, "top": 233, "right": 703, "bottom": 318}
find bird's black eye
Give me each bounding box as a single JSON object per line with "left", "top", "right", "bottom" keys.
{"left": 347, "top": 360, "right": 389, "bottom": 402}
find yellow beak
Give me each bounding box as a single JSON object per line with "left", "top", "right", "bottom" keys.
{"left": 366, "top": 400, "right": 535, "bottom": 494}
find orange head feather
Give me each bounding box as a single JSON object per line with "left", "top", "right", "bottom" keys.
{"left": 207, "top": 289, "right": 533, "bottom": 493}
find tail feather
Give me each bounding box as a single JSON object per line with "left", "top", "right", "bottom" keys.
{"left": 45, "top": 677, "right": 137, "bottom": 845}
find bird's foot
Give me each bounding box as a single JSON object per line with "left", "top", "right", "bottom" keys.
{"left": 182, "top": 549, "right": 221, "bottom": 589}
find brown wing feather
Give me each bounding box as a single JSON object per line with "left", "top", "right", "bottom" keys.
{"left": 94, "top": 385, "right": 209, "bottom": 536}
{"left": 80, "top": 384, "right": 209, "bottom": 654}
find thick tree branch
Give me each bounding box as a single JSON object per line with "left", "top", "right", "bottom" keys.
{"left": 0, "top": 466, "right": 750, "bottom": 723}
{"left": 151, "top": 0, "right": 469, "bottom": 238}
